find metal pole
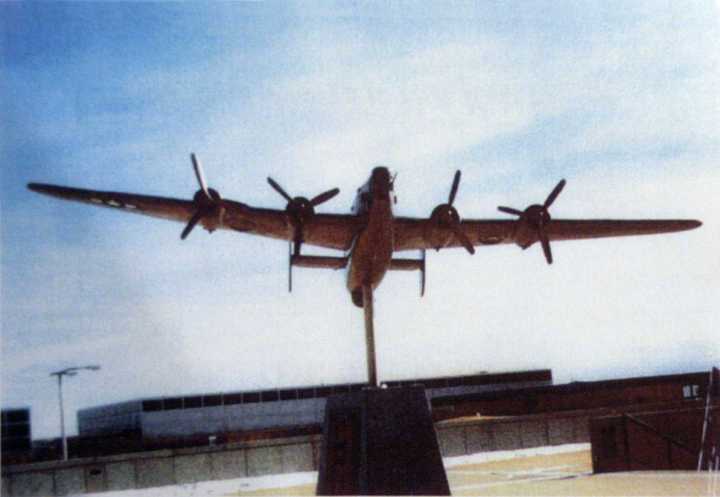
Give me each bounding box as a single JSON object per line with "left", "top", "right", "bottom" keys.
{"left": 699, "top": 369, "right": 713, "bottom": 470}
{"left": 57, "top": 374, "right": 67, "bottom": 461}
{"left": 51, "top": 365, "right": 100, "bottom": 461}
{"left": 362, "top": 285, "right": 378, "bottom": 387}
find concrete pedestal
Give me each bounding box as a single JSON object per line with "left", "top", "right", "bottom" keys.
{"left": 316, "top": 386, "right": 450, "bottom": 495}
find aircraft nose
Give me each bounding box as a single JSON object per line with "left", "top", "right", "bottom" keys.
{"left": 370, "top": 167, "right": 391, "bottom": 196}
{"left": 372, "top": 166, "right": 390, "bottom": 181}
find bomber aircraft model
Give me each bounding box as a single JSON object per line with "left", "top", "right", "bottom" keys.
{"left": 28, "top": 157, "right": 701, "bottom": 385}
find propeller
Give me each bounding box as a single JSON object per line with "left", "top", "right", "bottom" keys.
{"left": 429, "top": 171, "right": 475, "bottom": 255}
{"left": 266, "top": 176, "right": 340, "bottom": 255}
{"left": 181, "top": 154, "right": 224, "bottom": 240}
{"left": 498, "top": 179, "right": 566, "bottom": 264}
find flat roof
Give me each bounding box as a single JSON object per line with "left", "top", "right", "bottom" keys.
{"left": 79, "top": 369, "right": 552, "bottom": 415}
{"left": 433, "top": 371, "right": 709, "bottom": 407}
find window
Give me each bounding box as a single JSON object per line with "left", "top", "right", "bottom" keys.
{"left": 315, "top": 387, "right": 332, "bottom": 398}
{"left": 142, "top": 400, "right": 163, "bottom": 412}
{"left": 243, "top": 392, "right": 260, "bottom": 403}
{"left": 425, "top": 379, "right": 447, "bottom": 389}
{"left": 261, "top": 390, "right": 279, "bottom": 402}
{"left": 224, "top": 393, "right": 243, "bottom": 405}
{"left": 683, "top": 384, "right": 700, "bottom": 398}
{"left": 163, "top": 397, "right": 183, "bottom": 410}
{"left": 203, "top": 395, "right": 222, "bottom": 407}
{"left": 299, "top": 388, "right": 315, "bottom": 399}
{"left": 683, "top": 385, "right": 700, "bottom": 399}
{"left": 279, "top": 389, "right": 298, "bottom": 401}
{"left": 331, "top": 385, "right": 350, "bottom": 395}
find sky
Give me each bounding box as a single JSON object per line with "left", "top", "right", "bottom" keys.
{"left": 1, "top": 1, "right": 719, "bottom": 439}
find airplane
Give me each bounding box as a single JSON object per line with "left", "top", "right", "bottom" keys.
{"left": 28, "top": 156, "right": 702, "bottom": 386}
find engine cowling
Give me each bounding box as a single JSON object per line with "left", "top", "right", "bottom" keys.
{"left": 180, "top": 155, "right": 225, "bottom": 240}
{"left": 266, "top": 177, "right": 340, "bottom": 255}
{"left": 424, "top": 203, "right": 460, "bottom": 250}
{"left": 421, "top": 171, "right": 475, "bottom": 254}
{"left": 497, "top": 179, "right": 566, "bottom": 264}
{"left": 192, "top": 188, "right": 225, "bottom": 234}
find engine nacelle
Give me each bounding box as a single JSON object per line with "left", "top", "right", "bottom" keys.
{"left": 192, "top": 188, "right": 225, "bottom": 233}
{"left": 423, "top": 204, "right": 460, "bottom": 250}
{"left": 509, "top": 204, "right": 551, "bottom": 249}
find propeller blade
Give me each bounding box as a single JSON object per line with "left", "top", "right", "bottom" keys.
{"left": 451, "top": 223, "right": 475, "bottom": 255}
{"left": 544, "top": 179, "right": 566, "bottom": 208}
{"left": 538, "top": 226, "right": 553, "bottom": 264}
{"left": 310, "top": 187, "right": 340, "bottom": 206}
{"left": 448, "top": 170, "right": 461, "bottom": 205}
{"left": 288, "top": 241, "right": 293, "bottom": 293}
{"left": 267, "top": 177, "right": 293, "bottom": 202}
{"left": 498, "top": 206, "right": 524, "bottom": 216}
{"left": 420, "top": 249, "right": 426, "bottom": 297}
{"left": 191, "top": 154, "right": 211, "bottom": 200}
{"left": 181, "top": 209, "right": 206, "bottom": 240}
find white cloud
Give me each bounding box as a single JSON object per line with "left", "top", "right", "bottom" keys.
{"left": 5, "top": 2, "right": 720, "bottom": 438}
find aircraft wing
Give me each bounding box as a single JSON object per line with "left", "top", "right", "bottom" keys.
{"left": 543, "top": 219, "right": 702, "bottom": 241}
{"left": 393, "top": 218, "right": 515, "bottom": 251}
{"left": 27, "top": 183, "right": 363, "bottom": 251}
{"left": 393, "top": 217, "right": 701, "bottom": 252}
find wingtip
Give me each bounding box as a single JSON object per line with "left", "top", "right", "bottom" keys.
{"left": 27, "top": 182, "right": 48, "bottom": 193}
{"left": 27, "top": 183, "right": 83, "bottom": 199}
{"left": 27, "top": 183, "right": 65, "bottom": 197}
{"left": 672, "top": 219, "right": 702, "bottom": 231}
{"left": 677, "top": 219, "right": 702, "bottom": 231}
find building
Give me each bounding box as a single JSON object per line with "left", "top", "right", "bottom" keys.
{"left": 2, "top": 408, "right": 32, "bottom": 464}
{"left": 431, "top": 371, "right": 711, "bottom": 420}
{"left": 78, "top": 370, "right": 551, "bottom": 441}
{"left": 590, "top": 367, "right": 719, "bottom": 473}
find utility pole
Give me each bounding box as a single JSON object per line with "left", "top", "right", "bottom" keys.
{"left": 50, "top": 365, "right": 101, "bottom": 461}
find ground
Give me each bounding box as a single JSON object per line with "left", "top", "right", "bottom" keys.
{"left": 81, "top": 443, "right": 719, "bottom": 496}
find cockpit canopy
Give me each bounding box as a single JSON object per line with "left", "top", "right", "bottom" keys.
{"left": 352, "top": 166, "right": 393, "bottom": 214}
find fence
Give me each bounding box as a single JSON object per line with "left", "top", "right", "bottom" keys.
{"left": 2, "top": 435, "right": 320, "bottom": 497}
{"left": 591, "top": 405, "right": 719, "bottom": 473}
{"left": 3, "top": 410, "right": 591, "bottom": 496}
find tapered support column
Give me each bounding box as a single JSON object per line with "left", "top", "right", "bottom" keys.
{"left": 362, "top": 285, "right": 377, "bottom": 387}
{"left": 317, "top": 386, "right": 451, "bottom": 495}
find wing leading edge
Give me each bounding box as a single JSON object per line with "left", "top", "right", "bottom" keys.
{"left": 393, "top": 217, "right": 701, "bottom": 252}
{"left": 27, "top": 183, "right": 702, "bottom": 254}
{"left": 27, "top": 183, "right": 362, "bottom": 251}
{"left": 544, "top": 219, "right": 702, "bottom": 241}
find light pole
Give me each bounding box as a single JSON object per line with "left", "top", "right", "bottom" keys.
{"left": 50, "top": 365, "right": 101, "bottom": 461}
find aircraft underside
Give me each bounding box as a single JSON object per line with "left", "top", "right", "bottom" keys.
{"left": 26, "top": 160, "right": 702, "bottom": 387}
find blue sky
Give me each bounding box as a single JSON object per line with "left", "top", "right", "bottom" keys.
{"left": 2, "top": 2, "right": 719, "bottom": 438}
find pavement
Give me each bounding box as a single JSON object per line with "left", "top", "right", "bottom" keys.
{"left": 82, "top": 443, "right": 720, "bottom": 496}
{"left": 232, "top": 444, "right": 719, "bottom": 496}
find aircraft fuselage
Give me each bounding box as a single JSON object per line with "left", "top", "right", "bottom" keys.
{"left": 347, "top": 167, "right": 394, "bottom": 307}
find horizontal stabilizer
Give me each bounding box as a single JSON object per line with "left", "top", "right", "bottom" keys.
{"left": 291, "top": 255, "right": 348, "bottom": 269}
{"left": 389, "top": 258, "right": 424, "bottom": 271}
{"left": 389, "top": 251, "right": 426, "bottom": 296}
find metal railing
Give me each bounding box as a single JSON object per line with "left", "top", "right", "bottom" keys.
{"left": 622, "top": 413, "right": 696, "bottom": 470}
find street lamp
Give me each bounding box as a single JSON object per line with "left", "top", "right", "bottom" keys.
{"left": 50, "top": 365, "right": 101, "bottom": 461}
